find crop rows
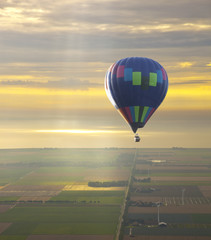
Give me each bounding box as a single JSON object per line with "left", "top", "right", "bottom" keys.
{"left": 162, "top": 197, "right": 211, "bottom": 205}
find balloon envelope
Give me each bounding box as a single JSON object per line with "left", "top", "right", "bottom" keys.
{"left": 105, "top": 57, "right": 168, "bottom": 133}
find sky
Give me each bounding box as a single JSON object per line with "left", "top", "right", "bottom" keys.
{"left": 0, "top": 0, "right": 211, "bottom": 148}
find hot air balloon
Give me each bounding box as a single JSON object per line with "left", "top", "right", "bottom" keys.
{"left": 105, "top": 57, "right": 168, "bottom": 142}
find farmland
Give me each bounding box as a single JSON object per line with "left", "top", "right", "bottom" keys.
{"left": 0, "top": 148, "right": 133, "bottom": 240}
{"left": 0, "top": 206, "right": 119, "bottom": 233}
{"left": 122, "top": 148, "right": 211, "bottom": 239}
{"left": 50, "top": 191, "right": 124, "bottom": 205}
{"left": 0, "top": 148, "right": 211, "bottom": 239}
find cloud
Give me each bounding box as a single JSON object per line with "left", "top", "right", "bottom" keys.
{"left": 0, "top": 78, "right": 101, "bottom": 89}
{"left": 34, "top": 129, "right": 127, "bottom": 134}
{"left": 45, "top": 78, "right": 102, "bottom": 89}
{"left": 0, "top": 28, "right": 210, "bottom": 54}
{"left": 1, "top": 0, "right": 211, "bottom": 27}
{"left": 178, "top": 62, "right": 195, "bottom": 68}
{"left": 1, "top": 1, "right": 211, "bottom": 37}
{"left": 170, "top": 79, "right": 211, "bottom": 85}
{"left": 0, "top": 0, "right": 210, "bottom": 71}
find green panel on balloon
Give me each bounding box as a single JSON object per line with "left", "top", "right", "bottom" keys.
{"left": 134, "top": 106, "right": 139, "bottom": 122}
{"left": 149, "top": 72, "right": 157, "bottom": 86}
{"left": 133, "top": 72, "right": 141, "bottom": 85}
{"left": 141, "top": 106, "right": 149, "bottom": 123}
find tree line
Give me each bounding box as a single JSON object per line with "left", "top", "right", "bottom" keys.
{"left": 88, "top": 180, "right": 128, "bottom": 187}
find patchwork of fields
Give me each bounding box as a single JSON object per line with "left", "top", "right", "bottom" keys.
{"left": 0, "top": 148, "right": 211, "bottom": 240}
{"left": 123, "top": 148, "right": 211, "bottom": 239}
{"left": 0, "top": 148, "right": 133, "bottom": 240}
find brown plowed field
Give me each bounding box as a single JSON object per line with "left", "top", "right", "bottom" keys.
{"left": 151, "top": 176, "right": 211, "bottom": 182}
{"left": 83, "top": 169, "right": 130, "bottom": 181}
{"left": 0, "top": 222, "right": 11, "bottom": 233}
{"left": 199, "top": 186, "right": 211, "bottom": 197}
{"left": 131, "top": 196, "right": 162, "bottom": 202}
{"left": 0, "top": 190, "right": 60, "bottom": 199}
{"left": 27, "top": 235, "right": 113, "bottom": 240}
{"left": 128, "top": 204, "right": 211, "bottom": 214}
{"left": 136, "top": 165, "right": 209, "bottom": 171}
{"left": 133, "top": 185, "right": 202, "bottom": 197}
{"left": 137, "top": 155, "right": 204, "bottom": 163}
{"left": 0, "top": 205, "right": 14, "bottom": 213}
{"left": 124, "top": 236, "right": 211, "bottom": 240}
{"left": 0, "top": 185, "right": 63, "bottom": 200}
{"left": 2, "top": 185, "right": 64, "bottom": 191}
{"left": 30, "top": 169, "right": 130, "bottom": 181}
{"left": 18, "top": 196, "right": 52, "bottom": 201}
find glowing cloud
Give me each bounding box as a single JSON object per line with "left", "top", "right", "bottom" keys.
{"left": 35, "top": 129, "right": 128, "bottom": 134}
{"left": 178, "top": 62, "right": 195, "bottom": 68}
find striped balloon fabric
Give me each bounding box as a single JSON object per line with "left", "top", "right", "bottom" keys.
{"left": 105, "top": 57, "right": 168, "bottom": 133}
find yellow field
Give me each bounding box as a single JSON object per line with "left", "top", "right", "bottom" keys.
{"left": 63, "top": 184, "right": 126, "bottom": 191}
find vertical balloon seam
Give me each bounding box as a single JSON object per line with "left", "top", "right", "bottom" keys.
{"left": 125, "top": 107, "right": 133, "bottom": 123}
{"left": 110, "top": 61, "right": 121, "bottom": 108}
{"left": 141, "top": 106, "right": 149, "bottom": 123}
{"left": 129, "top": 106, "right": 136, "bottom": 122}
{"left": 145, "top": 107, "right": 156, "bottom": 123}
{"left": 116, "top": 59, "right": 126, "bottom": 108}
{"left": 106, "top": 69, "right": 118, "bottom": 109}
{"left": 143, "top": 106, "right": 153, "bottom": 123}
{"left": 125, "top": 57, "right": 133, "bottom": 108}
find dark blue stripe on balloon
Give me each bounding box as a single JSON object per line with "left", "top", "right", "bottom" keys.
{"left": 129, "top": 106, "right": 135, "bottom": 122}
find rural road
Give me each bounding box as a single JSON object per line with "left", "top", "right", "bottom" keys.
{"left": 115, "top": 149, "right": 137, "bottom": 240}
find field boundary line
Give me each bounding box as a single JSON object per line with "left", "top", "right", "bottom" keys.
{"left": 114, "top": 148, "right": 137, "bottom": 240}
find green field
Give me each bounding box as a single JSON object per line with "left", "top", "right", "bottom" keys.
{"left": 133, "top": 181, "right": 211, "bottom": 186}
{"left": 0, "top": 148, "right": 133, "bottom": 166}
{"left": 128, "top": 213, "right": 211, "bottom": 224}
{"left": 13, "top": 167, "right": 130, "bottom": 186}
{"left": 0, "top": 236, "right": 26, "bottom": 240}
{"left": 1, "top": 206, "right": 120, "bottom": 235}
{"left": 0, "top": 196, "right": 20, "bottom": 202}
{"left": 14, "top": 173, "right": 84, "bottom": 186}
{"left": 0, "top": 148, "right": 133, "bottom": 186}
{"left": 136, "top": 172, "right": 211, "bottom": 177}
{"left": 0, "top": 167, "right": 35, "bottom": 185}
{"left": 49, "top": 190, "right": 124, "bottom": 205}
{"left": 125, "top": 225, "right": 211, "bottom": 236}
